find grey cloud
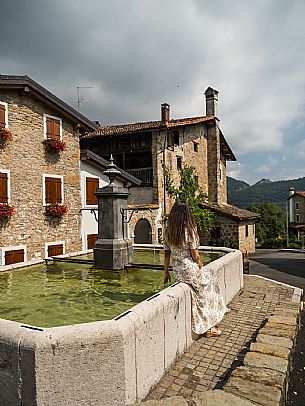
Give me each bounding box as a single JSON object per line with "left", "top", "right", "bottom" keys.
{"left": 1, "top": 0, "right": 305, "bottom": 183}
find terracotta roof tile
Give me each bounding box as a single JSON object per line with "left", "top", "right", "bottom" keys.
{"left": 82, "top": 116, "right": 215, "bottom": 138}
{"left": 200, "top": 203, "right": 260, "bottom": 221}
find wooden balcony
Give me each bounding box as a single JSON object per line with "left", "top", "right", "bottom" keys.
{"left": 126, "top": 167, "right": 153, "bottom": 184}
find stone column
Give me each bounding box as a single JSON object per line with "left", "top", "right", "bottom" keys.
{"left": 93, "top": 156, "right": 133, "bottom": 270}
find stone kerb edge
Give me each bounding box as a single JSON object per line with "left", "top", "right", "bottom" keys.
{"left": 222, "top": 298, "right": 302, "bottom": 406}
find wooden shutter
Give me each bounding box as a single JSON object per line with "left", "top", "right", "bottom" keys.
{"left": 5, "top": 249, "right": 24, "bottom": 265}
{"left": 87, "top": 234, "right": 98, "bottom": 249}
{"left": 0, "top": 172, "right": 8, "bottom": 203}
{"left": 53, "top": 119, "right": 61, "bottom": 140}
{"left": 48, "top": 244, "right": 63, "bottom": 257}
{"left": 0, "top": 104, "right": 6, "bottom": 128}
{"left": 46, "top": 117, "right": 61, "bottom": 140}
{"left": 45, "top": 177, "right": 62, "bottom": 203}
{"left": 86, "top": 177, "right": 99, "bottom": 205}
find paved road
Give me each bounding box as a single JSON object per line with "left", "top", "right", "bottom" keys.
{"left": 249, "top": 249, "right": 305, "bottom": 406}
{"left": 249, "top": 249, "right": 305, "bottom": 297}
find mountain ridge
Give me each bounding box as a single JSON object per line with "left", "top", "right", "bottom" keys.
{"left": 227, "top": 176, "right": 305, "bottom": 210}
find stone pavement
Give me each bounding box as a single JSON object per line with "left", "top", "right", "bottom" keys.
{"left": 147, "top": 275, "right": 294, "bottom": 401}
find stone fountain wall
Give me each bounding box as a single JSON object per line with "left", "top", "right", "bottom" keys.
{"left": 0, "top": 247, "right": 243, "bottom": 406}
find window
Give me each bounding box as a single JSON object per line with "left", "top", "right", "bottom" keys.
{"left": 87, "top": 234, "right": 98, "bottom": 249}
{"left": 173, "top": 130, "right": 179, "bottom": 146}
{"left": 211, "top": 227, "right": 221, "bottom": 239}
{"left": 43, "top": 175, "right": 63, "bottom": 205}
{"left": 86, "top": 177, "right": 99, "bottom": 205}
{"left": 0, "top": 170, "right": 10, "bottom": 203}
{"left": 5, "top": 249, "right": 24, "bottom": 265}
{"left": 245, "top": 225, "right": 249, "bottom": 237}
{"left": 296, "top": 214, "right": 300, "bottom": 222}
{"left": 177, "top": 156, "right": 182, "bottom": 170}
{"left": 45, "top": 242, "right": 65, "bottom": 258}
{"left": 193, "top": 142, "right": 199, "bottom": 152}
{"left": 296, "top": 202, "right": 299, "bottom": 210}
{"left": 44, "top": 114, "right": 62, "bottom": 140}
{"left": 0, "top": 102, "right": 8, "bottom": 129}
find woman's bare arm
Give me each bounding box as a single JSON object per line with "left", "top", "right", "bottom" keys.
{"left": 164, "top": 250, "right": 172, "bottom": 284}
{"left": 190, "top": 248, "right": 203, "bottom": 269}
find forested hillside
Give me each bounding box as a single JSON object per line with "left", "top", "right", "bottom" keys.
{"left": 227, "top": 176, "right": 305, "bottom": 209}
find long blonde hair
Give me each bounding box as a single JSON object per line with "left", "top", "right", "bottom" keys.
{"left": 164, "top": 202, "right": 199, "bottom": 248}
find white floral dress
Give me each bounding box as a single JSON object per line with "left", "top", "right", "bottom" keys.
{"left": 164, "top": 233, "right": 227, "bottom": 334}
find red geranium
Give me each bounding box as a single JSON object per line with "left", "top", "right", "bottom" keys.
{"left": 43, "top": 138, "right": 66, "bottom": 152}
{"left": 45, "top": 203, "right": 68, "bottom": 218}
{"left": 0, "top": 127, "right": 13, "bottom": 145}
{"left": 0, "top": 203, "right": 15, "bottom": 220}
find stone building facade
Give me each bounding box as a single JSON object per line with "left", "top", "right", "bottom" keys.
{"left": 0, "top": 75, "right": 96, "bottom": 269}
{"left": 81, "top": 87, "right": 259, "bottom": 252}
{"left": 287, "top": 187, "right": 305, "bottom": 241}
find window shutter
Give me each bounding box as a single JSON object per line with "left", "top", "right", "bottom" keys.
{"left": 48, "top": 244, "right": 63, "bottom": 257}
{"left": 86, "top": 177, "right": 99, "bottom": 205}
{"left": 87, "top": 234, "right": 98, "bottom": 249}
{"left": 45, "top": 177, "right": 62, "bottom": 204}
{"left": 0, "top": 172, "right": 8, "bottom": 203}
{"left": 5, "top": 249, "right": 24, "bottom": 265}
{"left": 46, "top": 118, "right": 54, "bottom": 139}
{"left": 53, "top": 119, "right": 61, "bottom": 140}
{"left": 46, "top": 117, "right": 61, "bottom": 140}
{"left": 0, "top": 104, "right": 6, "bottom": 128}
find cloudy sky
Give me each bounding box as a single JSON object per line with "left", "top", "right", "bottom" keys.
{"left": 1, "top": 0, "right": 305, "bottom": 185}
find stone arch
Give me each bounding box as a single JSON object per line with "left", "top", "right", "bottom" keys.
{"left": 134, "top": 218, "right": 152, "bottom": 244}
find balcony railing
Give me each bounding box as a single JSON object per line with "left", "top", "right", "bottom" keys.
{"left": 126, "top": 167, "right": 153, "bottom": 184}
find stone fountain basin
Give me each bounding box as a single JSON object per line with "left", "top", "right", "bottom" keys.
{"left": 0, "top": 247, "right": 243, "bottom": 406}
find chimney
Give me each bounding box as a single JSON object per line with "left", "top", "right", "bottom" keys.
{"left": 161, "top": 103, "right": 170, "bottom": 125}
{"left": 205, "top": 87, "right": 219, "bottom": 117}
{"left": 289, "top": 187, "right": 295, "bottom": 197}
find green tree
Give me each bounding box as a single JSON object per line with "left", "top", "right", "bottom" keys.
{"left": 247, "top": 203, "right": 286, "bottom": 244}
{"left": 164, "top": 164, "right": 213, "bottom": 232}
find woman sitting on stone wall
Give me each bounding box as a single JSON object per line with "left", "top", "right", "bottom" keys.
{"left": 163, "top": 201, "right": 228, "bottom": 337}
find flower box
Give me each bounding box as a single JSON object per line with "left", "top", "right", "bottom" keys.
{"left": 0, "top": 203, "right": 15, "bottom": 220}
{"left": 0, "top": 127, "right": 13, "bottom": 146}
{"left": 45, "top": 203, "right": 68, "bottom": 218}
{"left": 43, "top": 138, "right": 66, "bottom": 152}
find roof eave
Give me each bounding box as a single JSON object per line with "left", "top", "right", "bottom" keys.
{"left": 0, "top": 75, "right": 97, "bottom": 132}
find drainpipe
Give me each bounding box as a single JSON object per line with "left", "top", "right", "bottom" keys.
{"left": 161, "top": 103, "right": 170, "bottom": 220}
{"left": 163, "top": 129, "right": 167, "bottom": 218}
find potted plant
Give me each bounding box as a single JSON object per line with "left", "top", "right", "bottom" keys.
{"left": 43, "top": 138, "right": 66, "bottom": 152}
{"left": 0, "top": 202, "right": 15, "bottom": 220}
{"left": 0, "top": 127, "right": 13, "bottom": 146}
{"left": 45, "top": 203, "right": 68, "bottom": 218}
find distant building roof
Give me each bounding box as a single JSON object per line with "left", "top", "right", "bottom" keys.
{"left": 200, "top": 203, "right": 260, "bottom": 221}
{"left": 0, "top": 75, "right": 97, "bottom": 132}
{"left": 287, "top": 191, "right": 305, "bottom": 200}
{"left": 80, "top": 149, "right": 141, "bottom": 186}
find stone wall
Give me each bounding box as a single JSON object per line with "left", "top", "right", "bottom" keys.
{"left": 0, "top": 90, "right": 82, "bottom": 266}
{"left": 210, "top": 215, "right": 256, "bottom": 254}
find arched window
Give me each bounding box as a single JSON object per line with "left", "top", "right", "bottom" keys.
{"left": 134, "top": 218, "right": 152, "bottom": 244}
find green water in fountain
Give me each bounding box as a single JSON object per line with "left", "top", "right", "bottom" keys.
{"left": 0, "top": 249, "right": 222, "bottom": 328}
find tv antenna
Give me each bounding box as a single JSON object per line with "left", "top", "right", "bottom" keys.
{"left": 77, "top": 86, "right": 93, "bottom": 112}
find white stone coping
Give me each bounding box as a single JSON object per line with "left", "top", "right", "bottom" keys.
{"left": 0, "top": 248, "right": 243, "bottom": 406}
